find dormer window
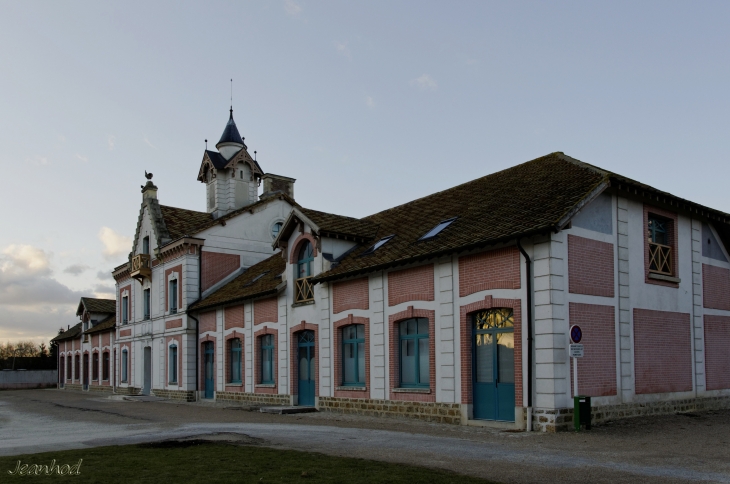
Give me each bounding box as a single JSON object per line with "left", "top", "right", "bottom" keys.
{"left": 361, "top": 235, "right": 394, "bottom": 256}
{"left": 419, "top": 218, "right": 456, "bottom": 241}
{"left": 272, "top": 222, "right": 283, "bottom": 239}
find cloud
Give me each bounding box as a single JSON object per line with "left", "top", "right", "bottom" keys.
{"left": 284, "top": 0, "right": 302, "bottom": 15}
{"left": 63, "top": 264, "right": 90, "bottom": 276}
{"left": 0, "top": 245, "right": 85, "bottom": 307}
{"left": 335, "top": 41, "right": 351, "bottom": 60}
{"left": 108, "top": 135, "right": 116, "bottom": 150}
{"left": 57, "top": 135, "right": 66, "bottom": 143}
{"left": 75, "top": 153, "right": 88, "bottom": 162}
{"left": 27, "top": 156, "right": 48, "bottom": 166}
{"left": 0, "top": 304, "right": 77, "bottom": 345}
{"left": 96, "top": 270, "right": 112, "bottom": 280}
{"left": 98, "top": 227, "right": 131, "bottom": 260}
{"left": 143, "top": 136, "right": 156, "bottom": 149}
{"left": 92, "top": 284, "right": 115, "bottom": 299}
{"left": 365, "top": 96, "right": 375, "bottom": 109}
{"left": 411, "top": 74, "right": 438, "bottom": 91}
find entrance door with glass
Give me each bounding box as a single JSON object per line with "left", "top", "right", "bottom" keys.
{"left": 297, "top": 331, "right": 315, "bottom": 406}
{"left": 142, "top": 347, "right": 152, "bottom": 395}
{"left": 82, "top": 354, "right": 89, "bottom": 390}
{"left": 472, "top": 308, "right": 515, "bottom": 421}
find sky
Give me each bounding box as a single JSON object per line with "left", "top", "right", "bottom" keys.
{"left": 1, "top": 0, "right": 729, "bottom": 345}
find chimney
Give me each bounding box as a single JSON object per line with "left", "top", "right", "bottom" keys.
{"left": 141, "top": 180, "right": 158, "bottom": 200}
{"left": 260, "top": 174, "right": 295, "bottom": 200}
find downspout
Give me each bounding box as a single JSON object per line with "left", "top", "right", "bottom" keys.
{"left": 517, "top": 239, "right": 534, "bottom": 432}
{"left": 186, "top": 250, "right": 203, "bottom": 400}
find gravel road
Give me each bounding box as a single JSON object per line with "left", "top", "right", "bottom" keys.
{"left": 1, "top": 389, "right": 728, "bottom": 483}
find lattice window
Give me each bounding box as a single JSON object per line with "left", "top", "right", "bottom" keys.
{"left": 648, "top": 215, "right": 672, "bottom": 275}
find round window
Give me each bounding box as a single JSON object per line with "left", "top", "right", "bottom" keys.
{"left": 272, "top": 222, "right": 283, "bottom": 239}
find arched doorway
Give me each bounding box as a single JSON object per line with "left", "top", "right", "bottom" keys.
{"left": 472, "top": 308, "right": 515, "bottom": 421}
{"left": 297, "top": 330, "right": 315, "bottom": 406}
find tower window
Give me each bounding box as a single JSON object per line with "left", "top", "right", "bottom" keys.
{"left": 272, "top": 222, "right": 283, "bottom": 239}
{"left": 240, "top": 170, "right": 243, "bottom": 179}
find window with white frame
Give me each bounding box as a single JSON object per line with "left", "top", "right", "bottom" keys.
{"left": 121, "top": 349, "right": 128, "bottom": 382}
{"left": 169, "top": 279, "right": 178, "bottom": 314}
{"left": 143, "top": 288, "right": 151, "bottom": 320}
{"left": 168, "top": 345, "right": 178, "bottom": 383}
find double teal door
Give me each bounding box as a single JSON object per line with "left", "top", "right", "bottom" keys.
{"left": 298, "top": 331, "right": 315, "bottom": 406}
{"left": 472, "top": 309, "right": 515, "bottom": 421}
{"left": 204, "top": 342, "right": 214, "bottom": 399}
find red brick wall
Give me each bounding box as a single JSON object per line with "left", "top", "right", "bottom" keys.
{"left": 254, "top": 327, "right": 278, "bottom": 394}
{"left": 458, "top": 247, "right": 521, "bottom": 297}
{"left": 224, "top": 332, "right": 245, "bottom": 391}
{"left": 388, "top": 307, "right": 436, "bottom": 402}
{"left": 290, "top": 322, "right": 319, "bottom": 399}
{"left": 201, "top": 251, "right": 241, "bottom": 291}
{"left": 704, "top": 315, "right": 730, "bottom": 391}
{"left": 102, "top": 332, "right": 110, "bottom": 347}
{"left": 165, "top": 319, "right": 182, "bottom": 330}
{"left": 388, "top": 265, "right": 435, "bottom": 307}
{"left": 569, "top": 303, "right": 616, "bottom": 397}
{"left": 643, "top": 205, "right": 679, "bottom": 288}
{"left": 164, "top": 264, "right": 183, "bottom": 311}
{"left": 702, "top": 264, "right": 730, "bottom": 311}
{"left": 459, "top": 296, "right": 522, "bottom": 406}
{"left": 254, "top": 298, "right": 278, "bottom": 325}
{"left": 568, "top": 235, "right": 615, "bottom": 297}
{"left": 225, "top": 305, "right": 245, "bottom": 329}
{"left": 333, "top": 315, "right": 370, "bottom": 398}
{"left": 333, "top": 278, "right": 369, "bottom": 314}
{"left": 199, "top": 311, "right": 216, "bottom": 334}
{"left": 633, "top": 309, "right": 692, "bottom": 394}
{"left": 119, "top": 329, "right": 131, "bottom": 337}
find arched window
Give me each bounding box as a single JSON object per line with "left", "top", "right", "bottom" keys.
{"left": 67, "top": 356, "right": 72, "bottom": 381}
{"left": 168, "top": 345, "right": 178, "bottom": 384}
{"left": 229, "top": 339, "right": 242, "bottom": 384}
{"left": 260, "top": 335, "right": 274, "bottom": 384}
{"left": 399, "top": 318, "right": 429, "bottom": 388}
{"left": 294, "top": 240, "right": 315, "bottom": 302}
{"left": 121, "top": 349, "right": 128, "bottom": 383}
{"left": 102, "top": 352, "right": 110, "bottom": 381}
{"left": 271, "top": 221, "right": 283, "bottom": 239}
{"left": 92, "top": 352, "right": 99, "bottom": 381}
{"left": 297, "top": 241, "right": 314, "bottom": 279}
{"left": 342, "top": 325, "right": 365, "bottom": 386}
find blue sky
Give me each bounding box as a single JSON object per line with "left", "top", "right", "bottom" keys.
{"left": 1, "top": 0, "right": 729, "bottom": 343}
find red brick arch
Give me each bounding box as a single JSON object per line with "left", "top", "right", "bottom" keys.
{"left": 388, "top": 306, "right": 436, "bottom": 402}
{"left": 289, "top": 233, "right": 318, "bottom": 264}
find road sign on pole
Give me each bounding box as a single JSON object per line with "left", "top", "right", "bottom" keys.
{"left": 570, "top": 325, "right": 582, "bottom": 344}
{"left": 569, "top": 325, "right": 584, "bottom": 400}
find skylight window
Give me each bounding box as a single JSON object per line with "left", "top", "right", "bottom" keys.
{"left": 361, "top": 235, "right": 394, "bottom": 255}
{"left": 419, "top": 217, "right": 457, "bottom": 240}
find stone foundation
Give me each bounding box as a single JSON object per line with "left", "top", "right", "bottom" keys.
{"left": 62, "top": 383, "right": 83, "bottom": 392}
{"left": 318, "top": 396, "right": 462, "bottom": 424}
{"left": 88, "top": 385, "right": 113, "bottom": 393}
{"left": 152, "top": 388, "right": 196, "bottom": 402}
{"left": 533, "top": 395, "right": 730, "bottom": 432}
{"left": 113, "top": 386, "right": 141, "bottom": 395}
{"left": 215, "top": 391, "right": 290, "bottom": 406}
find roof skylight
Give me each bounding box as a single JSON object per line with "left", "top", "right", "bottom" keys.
{"left": 419, "top": 217, "right": 457, "bottom": 240}
{"left": 361, "top": 235, "right": 395, "bottom": 255}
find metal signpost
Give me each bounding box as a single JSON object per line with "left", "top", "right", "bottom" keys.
{"left": 570, "top": 325, "right": 590, "bottom": 431}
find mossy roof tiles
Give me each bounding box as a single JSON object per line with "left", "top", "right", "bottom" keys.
{"left": 189, "top": 253, "right": 286, "bottom": 312}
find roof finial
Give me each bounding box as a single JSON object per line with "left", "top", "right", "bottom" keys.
{"left": 254, "top": 150, "right": 257, "bottom": 161}
{"left": 230, "top": 78, "right": 233, "bottom": 115}
{"left": 205, "top": 139, "right": 208, "bottom": 150}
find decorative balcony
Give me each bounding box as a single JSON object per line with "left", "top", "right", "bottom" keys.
{"left": 130, "top": 253, "right": 152, "bottom": 283}
{"left": 649, "top": 242, "right": 672, "bottom": 275}
{"left": 295, "top": 277, "right": 314, "bottom": 303}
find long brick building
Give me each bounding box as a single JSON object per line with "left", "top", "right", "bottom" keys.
{"left": 54, "top": 109, "right": 730, "bottom": 431}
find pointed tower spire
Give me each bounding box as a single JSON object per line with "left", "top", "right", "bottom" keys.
{"left": 216, "top": 108, "right": 246, "bottom": 160}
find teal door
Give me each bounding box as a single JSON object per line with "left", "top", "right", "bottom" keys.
{"left": 204, "top": 342, "right": 214, "bottom": 399}
{"left": 472, "top": 309, "right": 515, "bottom": 421}
{"left": 297, "top": 331, "right": 315, "bottom": 406}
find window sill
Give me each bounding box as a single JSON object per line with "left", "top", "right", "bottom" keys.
{"left": 336, "top": 386, "right": 367, "bottom": 391}
{"left": 228, "top": 382, "right": 243, "bottom": 386}
{"left": 169, "top": 310, "right": 177, "bottom": 315}
{"left": 168, "top": 381, "right": 178, "bottom": 385}
{"left": 392, "top": 387, "right": 431, "bottom": 394}
{"left": 256, "top": 383, "right": 276, "bottom": 388}
{"left": 648, "top": 273, "right": 680, "bottom": 283}
{"left": 292, "top": 300, "right": 314, "bottom": 308}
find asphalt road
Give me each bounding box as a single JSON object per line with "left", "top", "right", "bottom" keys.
{"left": 1, "top": 389, "right": 728, "bottom": 483}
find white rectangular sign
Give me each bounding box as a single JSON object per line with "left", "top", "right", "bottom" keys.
{"left": 570, "top": 344, "right": 584, "bottom": 358}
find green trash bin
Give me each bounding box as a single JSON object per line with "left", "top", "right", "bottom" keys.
{"left": 573, "top": 395, "right": 591, "bottom": 431}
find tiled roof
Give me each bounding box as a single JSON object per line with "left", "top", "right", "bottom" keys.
{"left": 188, "top": 194, "right": 298, "bottom": 236}
{"left": 51, "top": 323, "right": 82, "bottom": 343}
{"left": 311, "top": 153, "right": 607, "bottom": 282}
{"left": 189, "top": 253, "right": 286, "bottom": 312}
{"left": 299, "top": 208, "right": 379, "bottom": 241}
{"left": 78, "top": 297, "right": 116, "bottom": 316}
{"left": 85, "top": 314, "right": 116, "bottom": 335}
{"left": 159, "top": 205, "right": 212, "bottom": 240}
{"left": 205, "top": 150, "right": 229, "bottom": 170}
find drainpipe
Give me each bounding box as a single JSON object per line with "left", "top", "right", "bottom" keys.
{"left": 517, "top": 239, "right": 534, "bottom": 432}
{"left": 189, "top": 250, "right": 203, "bottom": 399}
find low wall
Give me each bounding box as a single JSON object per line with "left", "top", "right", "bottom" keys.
{"left": 0, "top": 370, "right": 57, "bottom": 389}
{"left": 153, "top": 389, "right": 196, "bottom": 402}
{"left": 216, "top": 391, "right": 290, "bottom": 406}
{"left": 318, "top": 396, "right": 462, "bottom": 424}
{"left": 533, "top": 395, "right": 730, "bottom": 432}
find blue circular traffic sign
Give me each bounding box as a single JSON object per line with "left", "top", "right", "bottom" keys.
{"left": 570, "top": 325, "right": 582, "bottom": 344}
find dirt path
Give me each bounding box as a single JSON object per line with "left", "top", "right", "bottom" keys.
{"left": 1, "top": 389, "right": 728, "bottom": 483}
